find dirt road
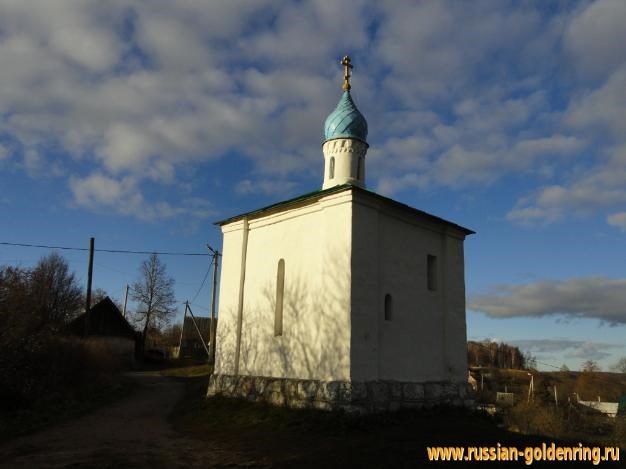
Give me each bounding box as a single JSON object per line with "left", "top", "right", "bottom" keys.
{"left": 0, "top": 373, "right": 262, "bottom": 468}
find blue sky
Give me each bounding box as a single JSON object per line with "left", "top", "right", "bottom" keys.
{"left": 1, "top": 0, "right": 625, "bottom": 371}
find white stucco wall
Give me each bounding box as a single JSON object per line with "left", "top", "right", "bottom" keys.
{"left": 215, "top": 187, "right": 470, "bottom": 385}
{"left": 214, "top": 191, "right": 354, "bottom": 381}
{"left": 350, "top": 191, "right": 468, "bottom": 384}
{"left": 322, "top": 138, "right": 368, "bottom": 189}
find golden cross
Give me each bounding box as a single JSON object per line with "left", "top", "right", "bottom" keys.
{"left": 341, "top": 55, "right": 353, "bottom": 91}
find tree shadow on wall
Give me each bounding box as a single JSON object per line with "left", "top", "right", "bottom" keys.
{"left": 215, "top": 245, "right": 352, "bottom": 381}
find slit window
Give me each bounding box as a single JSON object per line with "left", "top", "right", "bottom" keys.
{"left": 329, "top": 157, "right": 335, "bottom": 179}
{"left": 357, "top": 157, "right": 362, "bottom": 180}
{"left": 384, "top": 294, "right": 392, "bottom": 321}
{"left": 274, "top": 259, "right": 285, "bottom": 336}
{"left": 427, "top": 254, "right": 437, "bottom": 291}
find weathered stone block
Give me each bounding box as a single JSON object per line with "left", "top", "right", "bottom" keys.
{"left": 297, "top": 381, "right": 318, "bottom": 401}
{"left": 402, "top": 383, "right": 424, "bottom": 401}
{"left": 284, "top": 380, "right": 298, "bottom": 398}
{"left": 442, "top": 383, "right": 458, "bottom": 397}
{"left": 370, "top": 382, "right": 389, "bottom": 404}
{"left": 336, "top": 382, "right": 353, "bottom": 402}
{"left": 317, "top": 381, "right": 340, "bottom": 401}
{"left": 268, "top": 391, "right": 286, "bottom": 406}
{"left": 222, "top": 375, "right": 236, "bottom": 395}
{"left": 266, "top": 379, "right": 283, "bottom": 394}
{"left": 206, "top": 376, "right": 466, "bottom": 412}
{"left": 424, "top": 383, "right": 443, "bottom": 400}
{"left": 350, "top": 382, "right": 367, "bottom": 401}
{"left": 390, "top": 382, "right": 403, "bottom": 400}
{"left": 253, "top": 377, "right": 267, "bottom": 395}
{"left": 236, "top": 377, "right": 253, "bottom": 396}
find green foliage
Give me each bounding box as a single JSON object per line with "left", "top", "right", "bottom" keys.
{"left": 0, "top": 254, "right": 124, "bottom": 438}
{"left": 1, "top": 253, "right": 83, "bottom": 338}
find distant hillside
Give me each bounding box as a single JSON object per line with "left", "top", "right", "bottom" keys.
{"left": 468, "top": 340, "right": 526, "bottom": 369}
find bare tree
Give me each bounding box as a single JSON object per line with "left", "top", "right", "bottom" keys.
{"left": 131, "top": 253, "right": 176, "bottom": 353}
{"left": 581, "top": 359, "right": 601, "bottom": 373}
{"left": 610, "top": 357, "right": 626, "bottom": 373}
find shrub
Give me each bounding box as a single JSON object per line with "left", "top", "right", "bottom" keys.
{"left": 505, "top": 401, "right": 565, "bottom": 438}
{"left": 0, "top": 333, "right": 123, "bottom": 413}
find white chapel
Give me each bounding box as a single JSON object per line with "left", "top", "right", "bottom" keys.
{"left": 208, "top": 57, "right": 474, "bottom": 410}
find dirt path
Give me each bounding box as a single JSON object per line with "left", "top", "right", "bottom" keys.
{"left": 0, "top": 373, "right": 262, "bottom": 468}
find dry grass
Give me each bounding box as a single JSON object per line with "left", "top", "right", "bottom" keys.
{"left": 160, "top": 363, "right": 213, "bottom": 378}
{"left": 169, "top": 376, "right": 624, "bottom": 468}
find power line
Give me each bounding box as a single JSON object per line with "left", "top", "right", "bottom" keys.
{"left": 189, "top": 301, "right": 211, "bottom": 311}
{"left": 190, "top": 257, "right": 213, "bottom": 304}
{"left": 0, "top": 241, "right": 209, "bottom": 256}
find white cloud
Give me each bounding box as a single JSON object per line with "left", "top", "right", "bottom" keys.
{"left": 69, "top": 172, "right": 212, "bottom": 222}
{"left": 510, "top": 339, "right": 622, "bottom": 361}
{"left": 234, "top": 178, "right": 299, "bottom": 197}
{"left": 0, "top": 0, "right": 621, "bottom": 226}
{"left": 565, "top": 66, "right": 626, "bottom": 139}
{"left": 507, "top": 145, "right": 626, "bottom": 225}
{"left": 564, "top": 0, "right": 626, "bottom": 80}
{"left": 470, "top": 277, "right": 626, "bottom": 325}
{"left": 607, "top": 212, "right": 626, "bottom": 232}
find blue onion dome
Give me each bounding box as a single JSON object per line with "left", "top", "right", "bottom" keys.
{"left": 323, "top": 91, "right": 368, "bottom": 143}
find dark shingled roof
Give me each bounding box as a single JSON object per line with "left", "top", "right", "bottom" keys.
{"left": 182, "top": 315, "right": 216, "bottom": 340}
{"left": 68, "top": 296, "right": 137, "bottom": 340}
{"left": 215, "top": 184, "right": 475, "bottom": 235}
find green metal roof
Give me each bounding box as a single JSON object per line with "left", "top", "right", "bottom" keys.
{"left": 215, "top": 184, "right": 475, "bottom": 235}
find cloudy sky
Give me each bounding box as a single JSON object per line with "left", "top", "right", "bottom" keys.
{"left": 1, "top": 0, "right": 625, "bottom": 370}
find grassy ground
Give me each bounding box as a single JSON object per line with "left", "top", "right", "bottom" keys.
{"left": 171, "top": 376, "right": 624, "bottom": 467}
{"left": 160, "top": 363, "right": 213, "bottom": 378}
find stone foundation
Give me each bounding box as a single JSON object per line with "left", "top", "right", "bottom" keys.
{"left": 207, "top": 374, "right": 470, "bottom": 412}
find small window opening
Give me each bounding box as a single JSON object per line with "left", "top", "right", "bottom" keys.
{"left": 357, "top": 157, "right": 362, "bottom": 180}
{"left": 427, "top": 254, "right": 437, "bottom": 291}
{"left": 384, "top": 294, "right": 392, "bottom": 321}
{"left": 329, "top": 157, "right": 335, "bottom": 179}
{"left": 274, "top": 259, "right": 285, "bottom": 336}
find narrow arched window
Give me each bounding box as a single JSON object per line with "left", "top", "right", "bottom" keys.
{"left": 384, "top": 294, "right": 392, "bottom": 321}
{"left": 329, "top": 157, "right": 335, "bottom": 179}
{"left": 427, "top": 254, "right": 437, "bottom": 291}
{"left": 357, "top": 157, "right": 363, "bottom": 180}
{"left": 275, "top": 259, "right": 285, "bottom": 336}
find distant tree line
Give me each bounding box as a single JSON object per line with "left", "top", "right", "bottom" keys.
{"left": 467, "top": 340, "right": 529, "bottom": 370}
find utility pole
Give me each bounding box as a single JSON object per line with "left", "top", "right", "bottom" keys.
{"left": 122, "top": 284, "right": 129, "bottom": 318}
{"left": 177, "top": 304, "right": 187, "bottom": 359}
{"left": 185, "top": 302, "right": 210, "bottom": 359}
{"left": 83, "top": 237, "right": 95, "bottom": 338}
{"left": 207, "top": 245, "right": 220, "bottom": 365}
{"left": 554, "top": 385, "right": 558, "bottom": 408}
